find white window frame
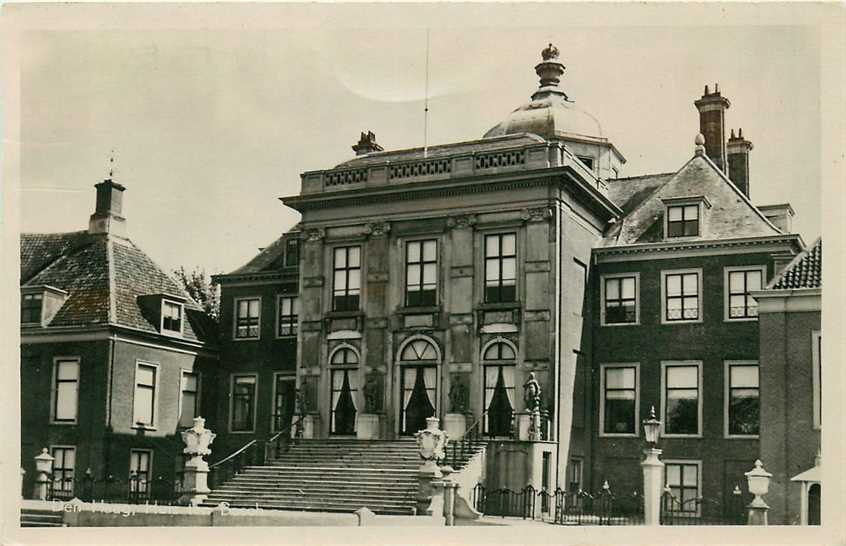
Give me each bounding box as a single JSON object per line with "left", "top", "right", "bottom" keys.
{"left": 160, "top": 299, "right": 185, "bottom": 336}
{"left": 21, "top": 291, "right": 44, "bottom": 325}
{"left": 663, "top": 459, "right": 703, "bottom": 517}
{"left": 178, "top": 369, "right": 201, "bottom": 429}
{"left": 233, "top": 296, "right": 262, "bottom": 341}
{"left": 600, "top": 273, "right": 640, "bottom": 326}
{"left": 723, "top": 266, "right": 766, "bottom": 322}
{"left": 331, "top": 245, "right": 363, "bottom": 312}
{"left": 723, "top": 360, "right": 760, "bottom": 439}
{"left": 229, "top": 373, "right": 259, "bottom": 434}
{"left": 598, "top": 363, "right": 640, "bottom": 438}
{"left": 275, "top": 294, "right": 299, "bottom": 339}
{"left": 129, "top": 448, "right": 153, "bottom": 496}
{"left": 132, "top": 360, "right": 159, "bottom": 430}
{"left": 812, "top": 330, "right": 821, "bottom": 430}
{"left": 660, "top": 361, "right": 703, "bottom": 438}
{"left": 662, "top": 196, "right": 710, "bottom": 240}
{"left": 403, "top": 237, "right": 440, "bottom": 308}
{"left": 660, "top": 268, "right": 704, "bottom": 325}
{"left": 50, "top": 356, "right": 80, "bottom": 425}
{"left": 49, "top": 445, "right": 76, "bottom": 496}
{"left": 271, "top": 372, "right": 297, "bottom": 433}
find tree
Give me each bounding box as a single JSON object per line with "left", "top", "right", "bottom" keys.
{"left": 172, "top": 266, "right": 220, "bottom": 321}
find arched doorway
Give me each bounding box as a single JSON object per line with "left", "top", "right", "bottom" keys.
{"left": 808, "top": 483, "right": 820, "bottom": 525}
{"left": 329, "top": 346, "right": 359, "bottom": 435}
{"left": 398, "top": 337, "right": 440, "bottom": 435}
{"left": 482, "top": 340, "right": 517, "bottom": 437}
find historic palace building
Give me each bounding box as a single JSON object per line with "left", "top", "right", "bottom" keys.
{"left": 208, "top": 42, "right": 809, "bottom": 520}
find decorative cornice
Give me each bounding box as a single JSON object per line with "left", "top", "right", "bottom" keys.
{"left": 446, "top": 214, "right": 477, "bottom": 230}
{"left": 305, "top": 228, "right": 326, "bottom": 242}
{"left": 594, "top": 234, "right": 803, "bottom": 258}
{"left": 521, "top": 206, "right": 553, "bottom": 223}
{"left": 364, "top": 221, "right": 391, "bottom": 238}
{"left": 213, "top": 271, "right": 289, "bottom": 285}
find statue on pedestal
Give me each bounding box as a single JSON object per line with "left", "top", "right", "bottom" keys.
{"left": 523, "top": 372, "right": 542, "bottom": 413}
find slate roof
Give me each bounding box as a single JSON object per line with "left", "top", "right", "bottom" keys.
{"left": 769, "top": 237, "right": 822, "bottom": 290}
{"left": 229, "top": 233, "right": 290, "bottom": 275}
{"left": 20, "top": 231, "right": 216, "bottom": 344}
{"left": 601, "top": 153, "right": 782, "bottom": 246}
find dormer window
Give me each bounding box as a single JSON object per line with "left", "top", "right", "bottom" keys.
{"left": 21, "top": 293, "right": 43, "bottom": 324}
{"left": 285, "top": 238, "right": 300, "bottom": 267}
{"left": 667, "top": 205, "right": 699, "bottom": 237}
{"left": 662, "top": 196, "right": 711, "bottom": 239}
{"left": 161, "top": 300, "right": 184, "bottom": 335}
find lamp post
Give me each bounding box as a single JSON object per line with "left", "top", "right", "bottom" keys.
{"left": 641, "top": 406, "right": 664, "bottom": 525}
{"left": 744, "top": 459, "right": 772, "bottom": 525}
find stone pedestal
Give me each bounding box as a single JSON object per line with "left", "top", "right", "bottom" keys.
{"left": 641, "top": 447, "right": 664, "bottom": 526}
{"left": 33, "top": 448, "right": 54, "bottom": 501}
{"left": 356, "top": 413, "right": 381, "bottom": 440}
{"left": 747, "top": 498, "right": 769, "bottom": 526}
{"left": 517, "top": 412, "right": 532, "bottom": 441}
{"left": 303, "top": 414, "right": 319, "bottom": 439}
{"left": 179, "top": 417, "right": 216, "bottom": 506}
{"left": 443, "top": 414, "right": 467, "bottom": 441}
{"left": 20, "top": 468, "right": 25, "bottom": 499}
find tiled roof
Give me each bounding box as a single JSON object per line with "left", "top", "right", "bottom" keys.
{"left": 20, "top": 231, "right": 216, "bottom": 344}
{"left": 601, "top": 154, "right": 782, "bottom": 246}
{"left": 770, "top": 237, "right": 822, "bottom": 290}
{"left": 229, "top": 232, "right": 291, "bottom": 275}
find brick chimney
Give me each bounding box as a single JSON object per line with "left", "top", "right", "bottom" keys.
{"left": 351, "top": 131, "right": 383, "bottom": 156}
{"left": 694, "top": 84, "right": 731, "bottom": 173}
{"left": 88, "top": 178, "right": 127, "bottom": 236}
{"left": 727, "top": 128, "right": 754, "bottom": 197}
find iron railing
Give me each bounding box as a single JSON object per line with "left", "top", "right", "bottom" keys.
{"left": 439, "top": 411, "right": 494, "bottom": 469}
{"left": 660, "top": 489, "right": 746, "bottom": 525}
{"left": 43, "top": 470, "right": 185, "bottom": 505}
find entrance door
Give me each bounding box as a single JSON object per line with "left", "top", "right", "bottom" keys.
{"left": 400, "top": 366, "right": 436, "bottom": 435}
{"left": 331, "top": 369, "right": 357, "bottom": 435}
{"left": 808, "top": 483, "right": 821, "bottom": 525}
{"left": 484, "top": 365, "right": 515, "bottom": 436}
{"left": 273, "top": 375, "right": 296, "bottom": 433}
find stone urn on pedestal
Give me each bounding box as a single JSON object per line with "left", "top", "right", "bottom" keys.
{"left": 415, "top": 416, "right": 448, "bottom": 515}
{"left": 179, "top": 416, "right": 216, "bottom": 506}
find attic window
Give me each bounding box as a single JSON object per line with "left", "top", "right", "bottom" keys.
{"left": 285, "top": 239, "right": 299, "bottom": 267}
{"left": 577, "top": 156, "right": 595, "bottom": 172}
{"left": 21, "top": 293, "right": 43, "bottom": 324}
{"left": 161, "top": 300, "right": 184, "bottom": 335}
{"left": 663, "top": 196, "right": 711, "bottom": 239}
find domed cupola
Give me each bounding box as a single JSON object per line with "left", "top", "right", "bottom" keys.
{"left": 485, "top": 44, "right": 625, "bottom": 179}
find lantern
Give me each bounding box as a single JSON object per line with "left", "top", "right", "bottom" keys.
{"left": 642, "top": 405, "right": 661, "bottom": 445}
{"left": 745, "top": 459, "right": 772, "bottom": 500}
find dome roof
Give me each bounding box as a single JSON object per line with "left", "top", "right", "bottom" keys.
{"left": 483, "top": 93, "right": 604, "bottom": 141}
{"left": 484, "top": 43, "right": 605, "bottom": 142}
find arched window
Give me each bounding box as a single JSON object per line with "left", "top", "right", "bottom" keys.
{"left": 482, "top": 340, "right": 517, "bottom": 436}
{"left": 329, "top": 346, "right": 359, "bottom": 435}
{"left": 400, "top": 338, "right": 439, "bottom": 361}
{"left": 331, "top": 347, "right": 359, "bottom": 366}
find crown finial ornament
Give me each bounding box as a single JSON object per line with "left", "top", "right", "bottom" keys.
{"left": 694, "top": 133, "right": 706, "bottom": 155}
{"left": 541, "top": 43, "right": 560, "bottom": 61}
{"left": 108, "top": 149, "right": 115, "bottom": 179}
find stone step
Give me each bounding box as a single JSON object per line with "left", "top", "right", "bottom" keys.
{"left": 20, "top": 510, "right": 65, "bottom": 527}
{"left": 201, "top": 500, "right": 415, "bottom": 515}
{"left": 213, "top": 484, "right": 417, "bottom": 497}
{"left": 205, "top": 495, "right": 416, "bottom": 510}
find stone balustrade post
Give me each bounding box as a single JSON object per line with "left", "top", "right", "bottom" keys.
{"left": 179, "top": 416, "right": 217, "bottom": 506}
{"left": 33, "top": 448, "right": 54, "bottom": 501}
{"left": 641, "top": 447, "right": 664, "bottom": 525}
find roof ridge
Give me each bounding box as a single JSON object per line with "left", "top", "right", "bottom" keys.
{"left": 610, "top": 172, "right": 676, "bottom": 182}
{"left": 106, "top": 236, "right": 118, "bottom": 324}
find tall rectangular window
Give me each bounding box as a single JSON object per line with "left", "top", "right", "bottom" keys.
{"left": 406, "top": 240, "right": 438, "bottom": 306}
{"left": 133, "top": 363, "right": 157, "bottom": 427}
{"left": 234, "top": 298, "right": 261, "bottom": 339}
{"left": 663, "top": 363, "right": 701, "bottom": 436}
{"left": 277, "top": 296, "right": 299, "bottom": 337}
{"left": 161, "top": 300, "right": 183, "bottom": 333}
{"left": 663, "top": 270, "right": 701, "bottom": 322}
{"left": 726, "top": 268, "right": 763, "bottom": 320}
{"left": 273, "top": 374, "right": 296, "bottom": 432}
{"left": 285, "top": 238, "right": 300, "bottom": 267}
{"left": 726, "top": 363, "right": 759, "bottom": 436}
{"left": 601, "top": 365, "right": 638, "bottom": 435}
{"left": 603, "top": 275, "right": 638, "bottom": 325}
{"left": 231, "top": 374, "right": 257, "bottom": 432}
{"left": 129, "top": 449, "right": 152, "bottom": 497}
{"left": 484, "top": 233, "right": 516, "bottom": 303}
{"left": 667, "top": 205, "right": 699, "bottom": 237}
{"left": 333, "top": 246, "right": 361, "bottom": 311}
{"left": 179, "top": 371, "right": 200, "bottom": 428}
{"left": 21, "top": 293, "right": 43, "bottom": 323}
{"left": 664, "top": 461, "right": 701, "bottom": 514}
{"left": 50, "top": 446, "right": 76, "bottom": 497}
{"left": 53, "top": 358, "right": 80, "bottom": 423}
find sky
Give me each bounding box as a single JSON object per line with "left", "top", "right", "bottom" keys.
{"left": 16, "top": 10, "right": 823, "bottom": 276}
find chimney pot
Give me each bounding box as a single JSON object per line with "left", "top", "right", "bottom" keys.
{"left": 694, "top": 85, "right": 731, "bottom": 172}
{"left": 351, "top": 130, "right": 384, "bottom": 156}
{"left": 727, "top": 129, "right": 753, "bottom": 198}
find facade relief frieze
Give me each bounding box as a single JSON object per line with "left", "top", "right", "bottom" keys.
{"left": 445, "top": 214, "right": 477, "bottom": 230}
{"left": 305, "top": 227, "right": 325, "bottom": 242}
{"left": 521, "top": 206, "right": 553, "bottom": 223}
{"left": 364, "top": 221, "right": 391, "bottom": 238}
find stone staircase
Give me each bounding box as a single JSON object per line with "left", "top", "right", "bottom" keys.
{"left": 204, "top": 438, "right": 483, "bottom": 515}
{"left": 20, "top": 506, "right": 65, "bottom": 527}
